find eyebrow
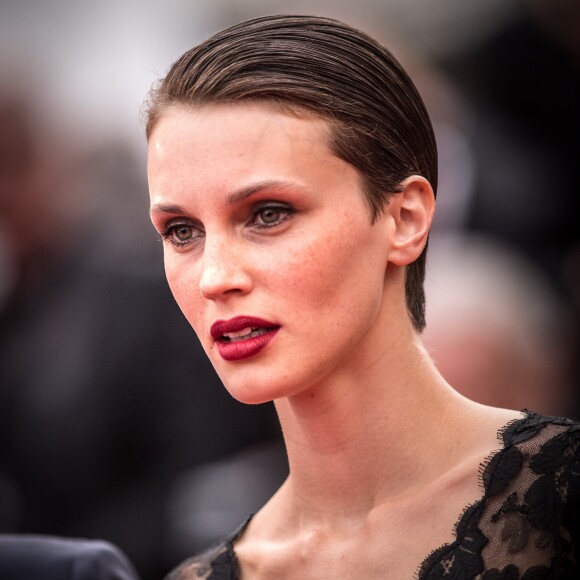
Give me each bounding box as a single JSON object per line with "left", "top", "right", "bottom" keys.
{"left": 225, "top": 180, "right": 296, "bottom": 204}
{"left": 150, "top": 180, "right": 301, "bottom": 217}
{"left": 149, "top": 203, "right": 187, "bottom": 218}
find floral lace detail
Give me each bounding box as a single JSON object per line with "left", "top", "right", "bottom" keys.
{"left": 165, "top": 517, "right": 251, "bottom": 580}
{"left": 419, "top": 411, "right": 580, "bottom": 579}
{"left": 165, "top": 412, "right": 580, "bottom": 579}
{"left": 165, "top": 544, "right": 230, "bottom": 580}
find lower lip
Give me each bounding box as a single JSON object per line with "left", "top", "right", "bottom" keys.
{"left": 216, "top": 328, "right": 280, "bottom": 361}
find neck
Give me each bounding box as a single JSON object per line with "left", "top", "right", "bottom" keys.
{"left": 272, "top": 326, "right": 473, "bottom": 528}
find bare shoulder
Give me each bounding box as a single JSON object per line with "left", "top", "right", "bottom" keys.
{"left": 453, "top": 402, "right": 524, "bottom": 451}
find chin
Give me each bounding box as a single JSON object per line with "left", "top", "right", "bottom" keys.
{"left": 222, "top": 382, "right": 277, "bottom": 406}
{"left": 226, "top": 376, "right": 317, "bottom": 407}
{"left": 218, "top": 367, "right": 302, "bottom": 405}
{"left": 210, "top": 364, "right": 266, "bottom": 404}
{"left": 209, "top": 354, "right": 279, "bottom": 405}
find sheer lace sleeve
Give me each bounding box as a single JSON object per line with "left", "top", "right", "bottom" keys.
{"left": 419, "top": 412, "right": 580, "bottom": 579}
{"left": 165, "top": 543, "right": 237, "bottom": 580}
{"left": 164, "top": 515, "right": 252, "bottom": 580}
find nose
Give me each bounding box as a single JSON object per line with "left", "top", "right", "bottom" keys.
{"left": 198, "top": 237, "right": 252, "bottom": 300}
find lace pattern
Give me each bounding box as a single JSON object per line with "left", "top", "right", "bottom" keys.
{"left": 419, "top": 411, "right": 580, "bottom": 579}
{"left": 165, "top": 517, "right": 250, "bottom": 580}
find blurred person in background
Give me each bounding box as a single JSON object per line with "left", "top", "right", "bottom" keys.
{"left": 0, "top": 534, "right": 141, "bottom": 580}
{"left": 424, "top": 233, "right": 574, "bottom": 417}
{"left": 0, "top": 80, "right": 281, "bottom": 580}
{"left": 435, "top": 0, "right": 580, "bottom": 411}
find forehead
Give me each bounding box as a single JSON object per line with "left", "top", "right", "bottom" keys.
{"left": 148, "top": 101, "right": 331, "bottom": 155}
{"left": 147, "top": 102, "right": 348, "bottom": 199}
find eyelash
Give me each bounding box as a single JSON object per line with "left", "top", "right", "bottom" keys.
{"left": 251, "top": 203, "right": 295, "bottom": 228}
{"left": 161, "top": 222, "right": 203, "bottom": 249}
{"left": 160, "top": 203, "right": 295, "bottom": 249}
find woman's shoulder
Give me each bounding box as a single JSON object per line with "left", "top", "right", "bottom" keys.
{"left": 481, "top": 410, "right": 580, "bottom": 574}
{"left": 487, "top": 409, "right": 580, "bottom": 507}
{"left": 420, "top": 410, "right": 580, "bottom": 579}
{"left": 500, "top": 408, "right": 579, "bottom": 445}
{"left": 486, "top": 409, "right": 580, "bottom": 500}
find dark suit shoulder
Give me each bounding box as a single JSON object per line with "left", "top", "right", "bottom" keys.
{"left": 0, "top": 535, "right": 140, "bottom": 580}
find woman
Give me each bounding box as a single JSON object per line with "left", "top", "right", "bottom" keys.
{"left": 145, "top": 15, "right": 579, "bottom": 579}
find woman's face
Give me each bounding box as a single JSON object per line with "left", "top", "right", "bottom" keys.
{"left": 148, "top": 103, "right": 394, "bottom": 403}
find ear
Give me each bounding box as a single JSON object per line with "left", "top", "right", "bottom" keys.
{"left": 386, "top": 175, "right": 435, "bottom": 266}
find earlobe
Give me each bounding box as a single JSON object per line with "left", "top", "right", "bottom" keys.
{"left": 387, "top": 175, "right": 435, "bottom": 266}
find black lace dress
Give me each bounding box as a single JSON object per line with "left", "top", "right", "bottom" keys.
{"left": 166, "top": 412, "right": 580, "bottom": 579}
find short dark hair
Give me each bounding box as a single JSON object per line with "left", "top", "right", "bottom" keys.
{"left": 145, "top": 14, "right": 438, "bottom": 331}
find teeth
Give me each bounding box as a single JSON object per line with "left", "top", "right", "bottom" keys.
{"left": 222, "top": 327, "right": 267, "bottom": 342}
{"left": 224, "top": 327, "right": 253, "bottom": 339}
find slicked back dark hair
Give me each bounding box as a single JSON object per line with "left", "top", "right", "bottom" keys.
{"left": 145, "top": 14, "right": 438, "bottom": 331}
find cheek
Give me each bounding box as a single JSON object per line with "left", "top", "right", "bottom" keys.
{"left": 164, "top": 254, "right": 203, "bottom": 326}
{"left": 262, "top": 240, "right": 333, "bottom": 304}
{"left": 272, "top": 227, "right": 385, "bottom": 315}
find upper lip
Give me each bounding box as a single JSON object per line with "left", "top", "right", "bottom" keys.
{"left": 210, "top": 316, "right": 279, "bottom": 340}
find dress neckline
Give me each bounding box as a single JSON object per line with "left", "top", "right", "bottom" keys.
{"left": 225, "top": 410, "right": 572, "bottom": 579}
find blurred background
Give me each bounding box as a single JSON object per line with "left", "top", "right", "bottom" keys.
{"left": 0, "top": 0, "right": 578, "bottom": 578}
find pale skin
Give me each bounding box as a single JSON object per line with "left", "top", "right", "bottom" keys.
{"left": 148, "top": 102, "right": 521, "bottom": 579}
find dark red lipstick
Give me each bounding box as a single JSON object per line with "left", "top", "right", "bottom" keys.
{"left": 210, "top": 316, "right": 280, "bottom": 361}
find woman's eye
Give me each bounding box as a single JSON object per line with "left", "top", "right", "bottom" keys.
{"left": 253, "top": 205, "right": 293, "bottom": 228}
{"left": 173, "top": 225, "right": 194, "bottom": 241}
{"left": 162, "top": 223, "right": 203, "bottom": 247}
